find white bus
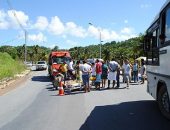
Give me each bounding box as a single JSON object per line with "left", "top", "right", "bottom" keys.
{"left": 144, "top": 0, "right": 170, "bottom": 119}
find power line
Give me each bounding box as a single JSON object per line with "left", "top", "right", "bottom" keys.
{"left": 6, "top": 0, "right": 26, "bottom": 31}
{"left": 0, "top": 35, "right": 22, "bottom": 45}
{"left": 6, "top": 0, "right": 28, "bottom": 62}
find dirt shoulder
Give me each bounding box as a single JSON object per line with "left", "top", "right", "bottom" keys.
{"left": 0, "top": 70, "right": 31, "bottom": 96}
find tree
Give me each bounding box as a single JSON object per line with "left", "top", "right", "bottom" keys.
{"left": 0, "top": 46, "right": 18, "bottom": 59}
{"left": 52, "top": 45, "right": 59, "bottom": 51}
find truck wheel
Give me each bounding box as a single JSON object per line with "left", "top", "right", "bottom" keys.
{"left": 158, "top": 86, "right": 170, "bottom": 120}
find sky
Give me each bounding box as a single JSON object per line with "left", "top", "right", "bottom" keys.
{"left": 0, "top": 0, "right": 167, "bottom": 49}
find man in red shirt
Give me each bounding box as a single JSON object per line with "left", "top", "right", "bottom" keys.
{"left": 95, "top": 59, "right": 102, "bottom": 90}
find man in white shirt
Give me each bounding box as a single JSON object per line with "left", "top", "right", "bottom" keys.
{"left": 122, "top": 59, "right": 131, "bottom": 88}
{"left": 82, "top": 60, "right": 91, "bottom": 92}
{"left": 107, "top": 59, "right": 118, "bottom": 89}
{"left": 68, "top": 59, "right": 75, "bottom": 79}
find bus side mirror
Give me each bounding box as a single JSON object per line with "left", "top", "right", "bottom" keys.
{"left": 159, "top": 34, "right": 166, "bottom": 44}
{"left": 159, "top": 34, "right": 166, "bottom": 39}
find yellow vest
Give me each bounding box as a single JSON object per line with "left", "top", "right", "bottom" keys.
{"left": 60, "top": 64, "right": 68, "bottom": 72}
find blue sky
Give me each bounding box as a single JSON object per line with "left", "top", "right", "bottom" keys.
{"left": 0, "top": 0, "right": 167, "bottom": 49}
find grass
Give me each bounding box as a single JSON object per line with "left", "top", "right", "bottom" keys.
{"left": 0, "top": 52, "right": 26, "bottom": 80}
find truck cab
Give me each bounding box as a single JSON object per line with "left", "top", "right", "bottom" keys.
{"left": 48, "top": 51, "right": 71, "bottom": 77}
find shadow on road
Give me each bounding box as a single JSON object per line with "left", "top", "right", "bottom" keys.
{"left": 80, "top": 100, "right": 170, "bottom": 130}
{"left": 31, "top": 76, "right": 51, "bottom": 82}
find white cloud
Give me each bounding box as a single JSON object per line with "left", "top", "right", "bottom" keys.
{"left": 120, "top": 27, "right": 133, "bottom": 34}
{"left": 0, "top": 10, "right": 9, "bottom": 29}
{"left": 28, "top": 32, "right": 47, "bottom": 42}
{"left": 0, "top": 21, "right": 9, "bottom": 29}
{"left": 102, "top": 29, "right": 119, "bottom": 41}
{"left": 34, "top": 16, "right": 48, "bottom": 30}
{"left": 0, "top": 9, "right": 138, "bottom": 48}
{"left": 7, "top": 10, "right": 29, "bottom": 28}
{"left": 49, "top": 44, "right": 56, "bottom": 49}
{"left": 88, "top": 25, "right": 119, "bottom": 41}
{"left": 0, "top": 10, "right": 29, "bottom": 30}
{"left": 88, "top": 25, "right": 100, "bottom": 38}
{"left": 66, "top": 22, "right": 87, "bottom": 38}
{"left": 88, "top": 25, "right": 136, "bottom": 41}
{"left": 48, "top": 16, "right": 65, "bottom": 35}
{"left": 119, "top": 34, "right": 137, "bottom": 41}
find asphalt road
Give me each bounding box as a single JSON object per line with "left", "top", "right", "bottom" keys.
{"left": 0, "top": 70, "right": 170, "bottom": 130}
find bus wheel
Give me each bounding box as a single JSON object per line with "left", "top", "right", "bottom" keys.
{"left": 158, "top": 86, "right": 170, "bottom": 120}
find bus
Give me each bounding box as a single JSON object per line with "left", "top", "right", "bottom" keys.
{"left": 143, "top": 0, "right": 170, "bottom": 119}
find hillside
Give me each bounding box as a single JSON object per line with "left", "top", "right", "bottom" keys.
{"left": 0, "top": 52, "right": 26, "bottom": 80}
{"left": 69, "top": 36, "right": 144, "bottom": 64}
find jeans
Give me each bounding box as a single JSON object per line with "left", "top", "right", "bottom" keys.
{"left": 116, "top": 73, "right": 120, "bottom": 87}
{"left": 133, "top": 71, "right": 138, "bottom": 82}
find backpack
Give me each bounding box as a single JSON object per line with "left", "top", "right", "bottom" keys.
{"left": 109, "top": 62, "right": 118, "bottom": 72}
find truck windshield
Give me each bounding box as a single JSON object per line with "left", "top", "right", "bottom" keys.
{"left": 37, "top": 61, "right": 46, "bottom": 64}
{"left": 52, "top": 56, "right": 70, "bottom": 64}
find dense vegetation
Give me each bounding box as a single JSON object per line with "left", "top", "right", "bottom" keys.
{"left": 0, "top": 45, "right": 51, "bottom": 63}
{"left": 0, "top": 45, "right": 51, "bottom": 80}
{"left": 69, "top": 35, "right": 144, "bottom": 65}
{"left": 0, "top": 52, "right": 26, "bottom": 80}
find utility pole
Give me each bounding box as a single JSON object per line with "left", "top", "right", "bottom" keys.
{"left": 24, "top": 31, "right": 27, "bottom": 62}
{"left": 7, "top": 0, "right": 28, "bottom": 62}
{"left": 89, "top": 22, "right": 102, "bottom": 59}
{"left": 99, "top": 30, "right": 101, "bottom": 59}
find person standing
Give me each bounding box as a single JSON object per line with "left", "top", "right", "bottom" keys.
{"left": 75, "top": 60, "right": 82, "bottom": 83}
{"left": 82, "top": 60, "right": 91, "bottom": 92}
{"left": 116, "top": 63, "right": 121, "bottom": 88}
{"left": 140, "top": 59, "right": 146, "bottom": 84}
{"left": 68, "top": 59, "right": 75, "bottom": 79}
{"left": 95, "top": 59, "right": 102, "bottom": 90}
{"left": 123, "top": 59, "right": 131, "bottom": 88}
{"left": 59, "top": 62, "right": 68, "bottom": 84}
{"left": 107, "top": 59, "right": 118, "bottom": 89}
{"left": 101, "top": 61, "right": 108, "bottom": 88}
{"left": 132, "top": 60, "right": 139, "bottom": 83}
{"left": 91, "top": 62, "right": 96, "bottom": 86}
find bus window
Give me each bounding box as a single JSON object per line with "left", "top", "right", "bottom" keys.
{"left": 165, "top": 8, "right": 170, "bottom": 42}
{"left": 145, "top": 27, "right": 160, "bottom": 65}
{"left": 152, "top": 31, "right": 157, "bottom": 48}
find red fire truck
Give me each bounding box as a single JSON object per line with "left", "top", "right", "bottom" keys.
{"left": 48, "top": 51, "right": 71, "bottom": 77}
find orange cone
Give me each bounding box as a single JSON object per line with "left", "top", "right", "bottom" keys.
{"left": 58, "top": 81, "right": 65, "bottom": 96}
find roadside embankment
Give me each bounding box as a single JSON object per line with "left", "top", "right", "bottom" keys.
{"left": 0, "top": 52, "right": 30, "bottom": 95}
{"left": 0, "top": 52, "right": 26, "bottom": 80}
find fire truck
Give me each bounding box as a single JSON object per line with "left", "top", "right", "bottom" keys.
{"left": 48, "top": 51, "right": 71, "bottom": 77}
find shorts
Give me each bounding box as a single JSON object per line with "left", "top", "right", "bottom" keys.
{"left": 82, "top": 74, "right": 89, "bottom": 85}
{"left": 125, "top": 73, "right": 130, "bottom": 82}
{"left": 101, "top": 74, "right": 108, "bottom": 79}
{"left": 95, "top": 74, "right": 101, "bottom": 82}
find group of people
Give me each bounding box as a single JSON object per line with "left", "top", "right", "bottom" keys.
{"left": 59, "top": 58, "right": 146, "bottom": 93}
{"left": 122, "top": 59, "right": 146, "bottom": 88}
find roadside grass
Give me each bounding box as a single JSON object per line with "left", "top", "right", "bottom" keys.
{"left": 0, "top": 52, "right": 26, "bottom": 80}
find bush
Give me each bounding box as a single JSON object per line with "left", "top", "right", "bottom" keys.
{"left": 0, "top": 52, "right": 26, "bottom": 80}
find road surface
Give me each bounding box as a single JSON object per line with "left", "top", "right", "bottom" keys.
{"left": 0, "top": 70, "right": 170, "bottom": 130}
